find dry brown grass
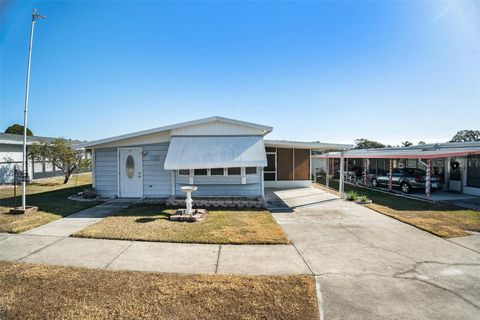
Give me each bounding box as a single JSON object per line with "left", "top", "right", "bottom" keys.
{"left": 0, "top": 261, "right": 318, "bottom": 320}
{"left": 73, "top": 204, "right": 290, "bottom": 244}
{"left": 315, "top": 181, "right": 480, "bottom": 238}
{"left": 0, "top": 174, "right": 99, "bottom": 233}
{"left": 366, "top": 203, "right": 480, "bottom": 238}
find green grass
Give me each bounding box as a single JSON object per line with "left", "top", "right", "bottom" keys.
{"left": 0, "top": 173, "right": 100, "bottom": 233}
{"left": 73, "top": 204, "right": 290, "bottom": 244}
{"left": 316, "top": 176, "right": 480, "bottom": 238}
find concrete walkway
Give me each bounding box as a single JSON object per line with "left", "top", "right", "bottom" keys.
{"left": 0, "top": 234, "right": 309, "bottom": 275}
{"left": 1, "top": 197, "right": 310, "bottom": 275}
{"left": 0, "top": 199, "right": 310, "bottom": 274}
{"left": 22, "top": 199, "right": 135, "bottom": 237}
{"left": 269, "top": 187, "right": 480, "bottom": 320}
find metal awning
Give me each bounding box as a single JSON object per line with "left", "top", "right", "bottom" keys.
{"left": 314, "top": 142, "right": 480, "bottom": 159}
{"left": 164, "top": 136, "right": 267, "bottom": 170}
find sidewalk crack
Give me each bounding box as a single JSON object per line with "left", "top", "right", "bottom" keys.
{"left": 105, "top": 241, "right": 133, "bottom": 269}
{"left": 214, "top": 245, "right": 222, "bottom": 274}
{"left": 291, "top": 241, "right": 314, "bottom": 275}
{"left": 18, "top": 236, "right": 66, "bottom": 261}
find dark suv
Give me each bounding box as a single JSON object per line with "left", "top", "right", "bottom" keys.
{"left": 371, "top": 168, "right": 442, "bottom": 194}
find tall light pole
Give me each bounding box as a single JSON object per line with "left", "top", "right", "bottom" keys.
{"left": 22, "top": 9, "right": 45, "bottom": 210}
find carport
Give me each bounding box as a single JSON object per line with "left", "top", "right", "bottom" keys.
{"left": 314, "top": 141, "right": 480, "bottom": 199}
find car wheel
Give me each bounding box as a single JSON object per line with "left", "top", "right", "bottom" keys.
{"left": 372, "top": 178, "right": 378, "bottom": 187}
{"left": 401, "top": 182, "right": 411, "bottom": 194}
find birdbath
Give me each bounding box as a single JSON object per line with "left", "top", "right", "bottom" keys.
{"left": 170, "top": 185, "right": 207, "bottom": 222}
{"left": 181, "top": 186, "right": 198, "bottom": 215}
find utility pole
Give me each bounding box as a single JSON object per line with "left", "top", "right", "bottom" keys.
{"left": 22, "top": 9, "right": 45, "bottom": 210}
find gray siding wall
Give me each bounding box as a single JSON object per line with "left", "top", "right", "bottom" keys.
{"left": 94, "top": 148, "right": 118, "bottom": 197}
{"left": 143, "top": 143, "right": 170, "bottom": 197}
{"left": 175, "top": 173, "right": 262, "bottom": 197}
{"left": 94, "top": 143, "right": 171, "bottom": 198}
{"left": 94, "top": 142, "right": 262, "bottom": 198}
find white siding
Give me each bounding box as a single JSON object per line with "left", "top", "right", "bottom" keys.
{"left": 172, "top": 120, "right": 265, "bottom": 136}
{"left": 93, "top": 131, "right": 170, "bottom": 149}
{"left": 0, "top": 144, "right": 23, "bottom": 163}
{"left": 0, "top": 144, "right": 33, "bottom": 183}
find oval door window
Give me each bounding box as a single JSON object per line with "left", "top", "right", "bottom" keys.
{"left": 126, "top": 155, "right": 135, "bottom": 179}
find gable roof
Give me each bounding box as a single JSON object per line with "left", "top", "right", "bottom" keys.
{"left": 82, "top": 116, "right": 273, "bottom": 148}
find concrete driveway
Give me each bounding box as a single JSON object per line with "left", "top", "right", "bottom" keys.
{"left": 269, "top": 187, "right": 480, "bottom": 320}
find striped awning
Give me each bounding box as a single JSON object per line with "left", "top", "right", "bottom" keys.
{"left": 164, "top": 136, "right": 267, "bottom": 170}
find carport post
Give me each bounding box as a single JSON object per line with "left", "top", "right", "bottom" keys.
{"left": 339, "top": 152, "right": 345, "bottom": 198}
{"left": 426, "top": 158, "right": 431, "bottom": 199}
{"left": 388, "top": 159, "right": 392, "bottom": 192}
{"left": 325, "top": 156, "right": 329, "bottom": 188}
{"left": 363, "top": 158, "right": 368, "bottom": 186}
{"left": 331, "top": 158, "right": 335, "bottom": 177}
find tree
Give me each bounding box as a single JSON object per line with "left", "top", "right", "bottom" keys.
{"left": 450, "top": 130, "right": 480, "bottom": 142}
{"left": 5, "top": 124, "right": 33, "bottom": 136}
{"left": 418, "top": 141, "right": 426, "bottom": 145}
{"left": 354, "top": 138, "right": 386, "bottom": 149}
{"left": 401, "top": 141, "right": 413, "bottom": 147}
{"left": 29, "top": 138, "right": 91, "bottom": 184}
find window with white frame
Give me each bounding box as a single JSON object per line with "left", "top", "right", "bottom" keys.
{"left": 178, "top": 169, "right": 190, "bottom": 176}
{"left": 245, "top": 167, "right": 257, "bottom": 175}
{"left": 210, "top": 168, "right": 224, "bottom": 175}
{"left": 194, "top": 169, "right": 208, "bottom": 175}
{"left": 227, "top": 167, "right": 241, "bottom": 175}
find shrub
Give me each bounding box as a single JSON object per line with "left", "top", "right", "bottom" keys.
{"left": 345, "top": 191, "right": 370, "bottom": 203}
{"left": 345, "top": 191, "right": 360, "bottom": 201}
{"left": 357, "top": 195, "right": 370, "bottom": 203}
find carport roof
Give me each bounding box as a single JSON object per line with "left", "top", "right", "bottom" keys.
{"left": 314, "top": 141, "right": 480, "bottom": 159}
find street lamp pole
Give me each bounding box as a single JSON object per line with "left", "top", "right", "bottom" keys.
{"left": 22, "top": 9, "right": 45, "bottom": 210}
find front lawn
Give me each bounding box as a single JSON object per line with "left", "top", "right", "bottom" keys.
{"left": 0, "top": 261, "right": 318, "bottom": 320}
{"left": 315, "top": 177, "right": 480, "bottom": 238}
{"left": 73, "top": 204, "right": 289, "bottom": 244}
{"left": 0, "top": 174, "right": 100, "bottom": 233}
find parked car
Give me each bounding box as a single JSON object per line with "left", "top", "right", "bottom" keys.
{"left": 371, "top": 168, "right": 442, "bottom": 194}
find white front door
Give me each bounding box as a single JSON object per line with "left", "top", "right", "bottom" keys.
{"left": 119, "top": 148, "right": 143, "bottom": 197}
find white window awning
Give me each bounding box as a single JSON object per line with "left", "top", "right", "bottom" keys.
{"left": 164, "top": 136, "right": 267, "bottom": 170}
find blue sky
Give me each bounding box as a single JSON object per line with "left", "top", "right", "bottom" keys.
{"left": 1, "top": 1, "right": 479, "bottom": 145}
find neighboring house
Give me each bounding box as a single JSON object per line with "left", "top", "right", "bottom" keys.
{"left": 0, "top": 133, "right": 88, "bottom": 184}
{"left": 83, "top": 116, "right": 350, "bottom": 198}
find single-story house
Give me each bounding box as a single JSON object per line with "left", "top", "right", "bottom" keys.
{"left": 0, "top": 133, "right": 89, "bottom": 184}
{"left": 83, "top": 116, "right": 350, "bottom": 198}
